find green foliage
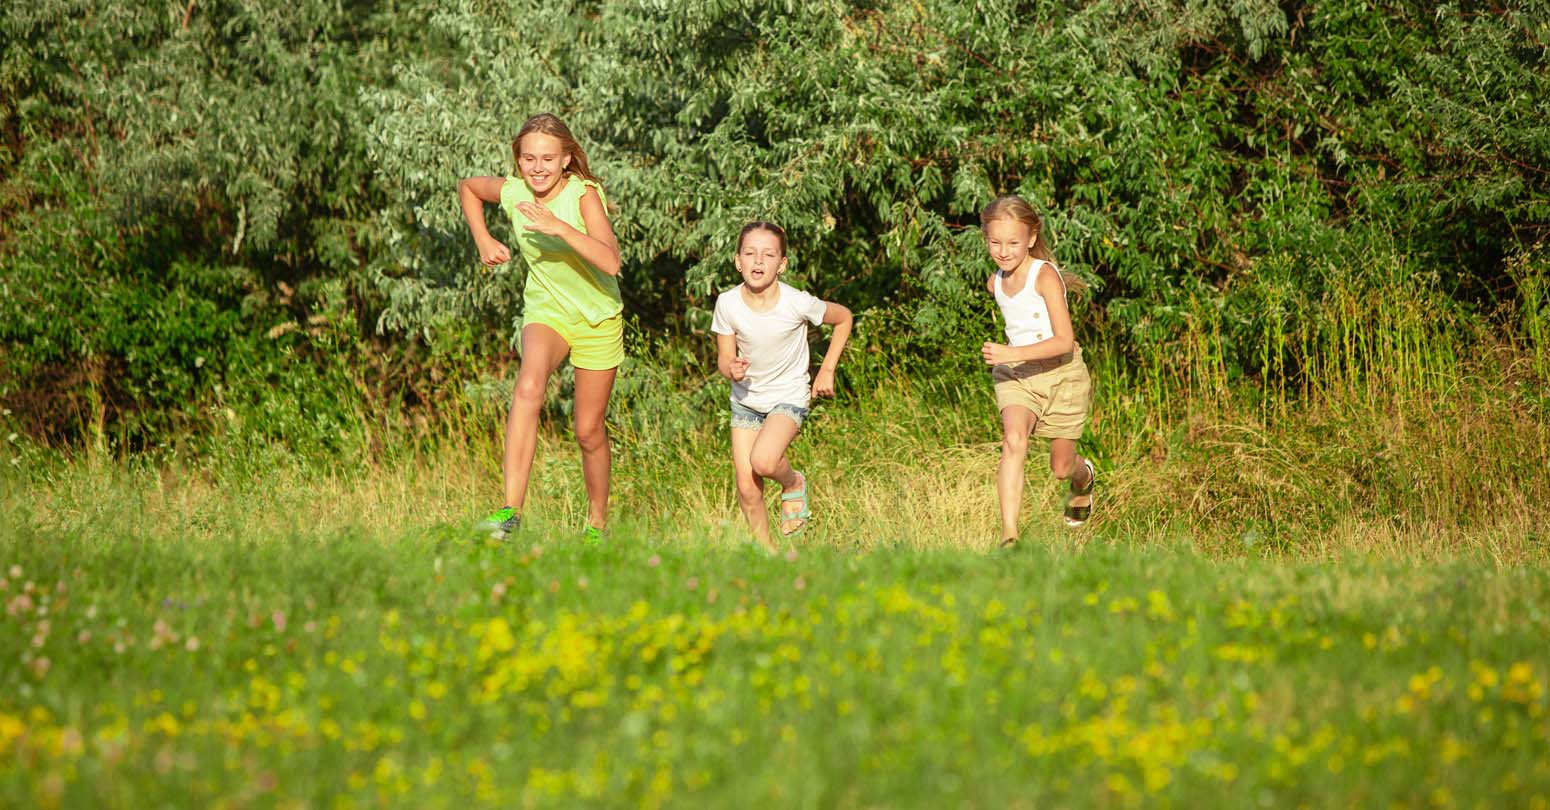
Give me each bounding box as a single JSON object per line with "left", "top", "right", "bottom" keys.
{"left": 0, "top": 0, "right": 439, "bottom": 448}
{"left": 2, "top": 0, "right": 1548, "bottom": 447}
{"left": 1507, "top": 244, "right": 1550, "bottom": 386}
{"left": 365, "top": 0, "right": 1547, "bottom": 366}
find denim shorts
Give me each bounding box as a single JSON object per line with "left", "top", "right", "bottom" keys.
{"left": 729, "top": 400, "right": 809, "bottom": 431}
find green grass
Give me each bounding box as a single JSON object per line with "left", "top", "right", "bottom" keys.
{"left": 3, "top": 289, "right": 1548, "bottom": 807}
{"left": 2, "top": 515, "right": 1547, "bottom": 808}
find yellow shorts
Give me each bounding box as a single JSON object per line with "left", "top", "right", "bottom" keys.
{"left": 992, "top": 346, "right": 1092, "bottom": 440}
{"left": 524, "top": 310, "right": 625, "bottom": 370}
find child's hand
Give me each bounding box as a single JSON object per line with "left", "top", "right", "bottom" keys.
{"left": 478, "top": 239, "right": 511, "bottom": 267}
{"left": 982, "top": 341, "right": 1017, "bottom": 366}
{"left": 515, "top": 201, "right": 567, "bottom": 236}
{"left": 729, "top": 356, "right": 750, "bottom": 382}
{"left": 811, "top": 367, "right": 836, "bottom": 398}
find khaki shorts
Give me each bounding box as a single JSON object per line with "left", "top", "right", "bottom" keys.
{"left": 992, "top": 346, "right": 1092, "bottom": 440}
{"left": 524, "top": 310, "right": 625, "bottom": 370}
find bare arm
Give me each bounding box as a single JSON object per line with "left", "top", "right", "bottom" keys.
{"left": 514, "top": 185, "right": 622, "bottom": 276}
{"left": 716, "top": 332, "right": 748, "bottom": 382}
{"left": 981, "top": 266, "right": 1075, "bottom": 365}
{"left": 811, "top": 302, "right": 853, "bottom": 397}
{"left": 457, "top": 177, "right": 511, "bottom": 266}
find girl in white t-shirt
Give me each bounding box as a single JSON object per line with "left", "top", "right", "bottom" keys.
{"left": 712, "top": 222, "right": 853, "bottom": 549}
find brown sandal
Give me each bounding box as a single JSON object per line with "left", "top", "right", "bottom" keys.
{"left": 1064, "top": 458, "right": 1095, "bottom": 528}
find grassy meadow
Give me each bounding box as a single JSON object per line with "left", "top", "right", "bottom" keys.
{"left": 4, "top": 309, "right": 1550, "bottom": 808}
{"left": 6, "top": 2, "right": 1550, "bottom": 806}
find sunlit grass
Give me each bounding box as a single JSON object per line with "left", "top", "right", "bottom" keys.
{"left": 3, "top": 270, "right": 1547, "bottom": 806}
{"left": 2, "top": 518, "right": 1547, "bottom": 807}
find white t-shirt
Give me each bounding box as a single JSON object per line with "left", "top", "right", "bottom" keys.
{"left": 711, "top": 282, "right": 829, "bottom": 411}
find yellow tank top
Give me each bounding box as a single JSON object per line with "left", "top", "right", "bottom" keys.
{"left": 499, "top": 175, "right": 623, "bottom": 326}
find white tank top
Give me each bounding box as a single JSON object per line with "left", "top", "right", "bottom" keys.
{"left": 994, "top": 259, "right": 1065, "bottom": 347}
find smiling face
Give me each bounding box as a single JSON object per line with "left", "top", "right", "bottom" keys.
{"left": 734, "top": 228, "right": 787, "bottom": 294}
{"left": 983, "top": 217, "right": 1036, "bottom": 274}
{"left": 516, "top": 132, "right": 571, "bottom": 196}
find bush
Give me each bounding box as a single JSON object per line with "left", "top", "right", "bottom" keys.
{"left": 2, "top": 0, "right": 1546, "bottom": 448}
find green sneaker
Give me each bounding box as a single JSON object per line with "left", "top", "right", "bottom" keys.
{"left": 478, "top": 507, "right": 520, "bottom": 540}
{"left": 581, "top": 525, "right": 606, "bottom": 544}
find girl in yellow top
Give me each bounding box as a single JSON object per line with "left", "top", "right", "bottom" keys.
{"left": 458, "top": 113, "right": 624, "bottom": 542}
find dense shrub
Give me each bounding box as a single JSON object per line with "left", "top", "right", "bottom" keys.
{"left": 1, "top": 0, "right": 1546, "bottom": 448}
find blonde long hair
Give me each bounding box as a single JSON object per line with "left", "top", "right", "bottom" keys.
{"left": 980, "top": 195, "right": 1087, "bottom": 291}
{"left": 512, "top": 113, "right": 601, "bottom": 183}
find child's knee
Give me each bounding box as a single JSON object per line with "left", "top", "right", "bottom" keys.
{"left": 749, "top": 452, "right": 784, "bottom": 479}
{"left": 1001, "top": 432, "right": 1029, "bottom": 458}
{"left": 1050, "top": 456, "right": 1076, "bottom": 480}
{"left": 512, "top": 376, "right": 547, "bottom": 407}
{"left": 735, "top": 475, "right": 763, "bottom": 501}
{"left": 574, "top": 421, "right": 608, "bottom": 452}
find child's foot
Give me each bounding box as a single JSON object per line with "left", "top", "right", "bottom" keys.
{"left": 581, "top": 525, "right": 606, "bottom": 544}
{"left": 779, "top": 471, "right": 811, "bottom": 536}
{"left": 998, "top": 536, "right": 1018, "bottom": 550}
{"left": 478, "top": 507, "right": 521, "bottom": 540}
{"left": 750, "top": 533, "right": 779, "bottom": 555}
{"left": 1064, "top": 459, "right": 1096, "bottom": 528}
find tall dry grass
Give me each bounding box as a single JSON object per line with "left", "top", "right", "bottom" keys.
{"left": 6, "top": 253, "right": 1547, "bottom": 562}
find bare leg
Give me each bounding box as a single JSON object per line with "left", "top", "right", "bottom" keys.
{"left": 731, "top": 428, "right": 776, "bottom": 551}
{"left": 502, "top": 324, "right": 570, "bottom": 512}
{"left": 997, "top": 406, "right": 1035, "bottom": 543}
{"left": 573, "top": 366, "right": 618, "bottom": 530}
{"left": 1049, "top": 438, "right": 1092, "bottom": 509}
{"left": 748, "top": 415, "right": 805, "bottom": 534}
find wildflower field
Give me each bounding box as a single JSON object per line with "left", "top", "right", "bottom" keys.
{"left": 4, "top": 425, "right": 1548, "bottom": 808}
{"left": 5, "top": 0, "right": 1550, "bottom": 806}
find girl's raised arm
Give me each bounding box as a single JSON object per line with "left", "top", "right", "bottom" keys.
{"left": 458, "top": 176, "right": 511, "bottom": 267}
{"left": 573, "top": 187, "right": 622, "bottom": 276}
{"left": 514, "top": 186, "right": 622, "bottom": 277}
{"left": 1034, "top": 266, "right": 1075, "bottom": 356}
{"left": 811, "top": 302, "right": 853, "bottom": 398}
{"left": 716, "top": 332, "right": 749, "bottom": 382}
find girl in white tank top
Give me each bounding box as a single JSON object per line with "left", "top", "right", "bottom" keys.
{"left": 979, "top": 196, "right": 1096, "bottom": 544}
{"left": 994, "top": 258, "right": 1064, "bottom": 348}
